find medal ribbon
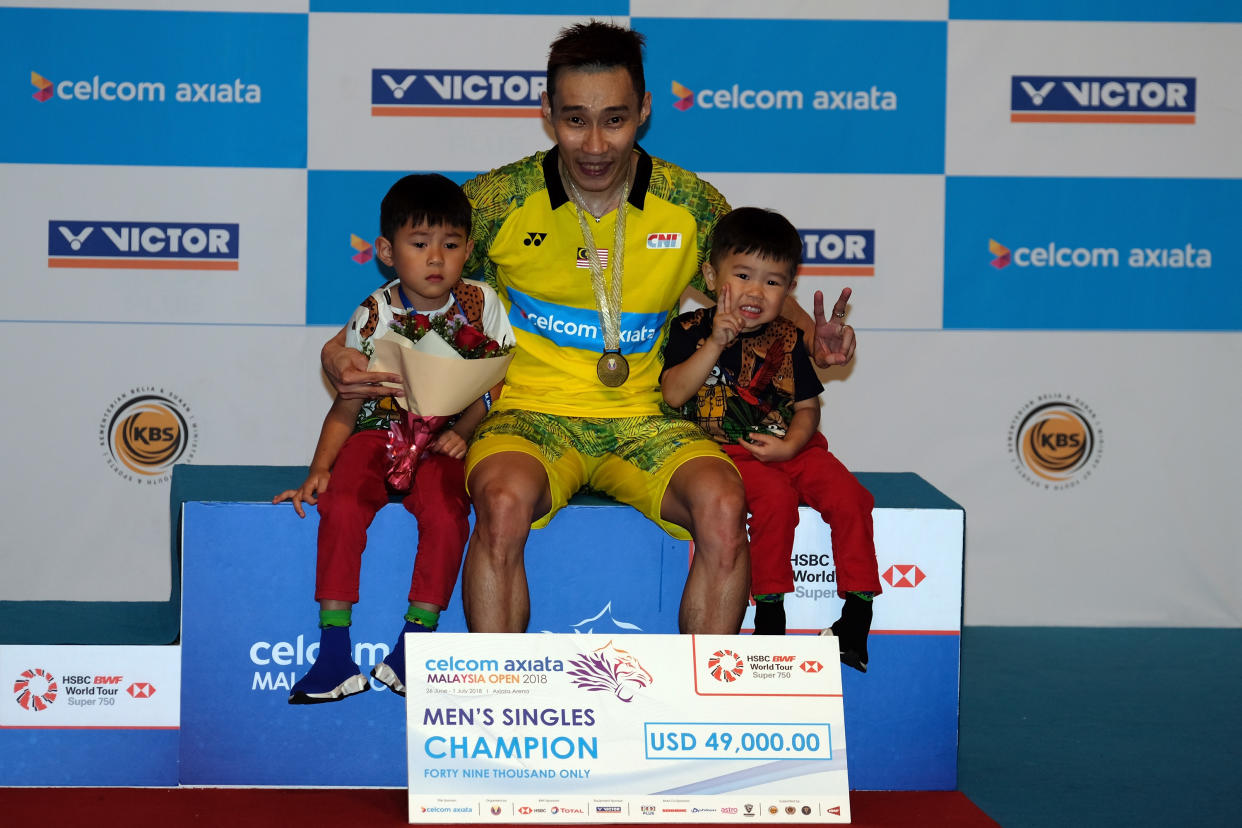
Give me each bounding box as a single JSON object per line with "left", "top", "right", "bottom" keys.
{"left": 564, "top": 167, "right": 629, "bottom": 356}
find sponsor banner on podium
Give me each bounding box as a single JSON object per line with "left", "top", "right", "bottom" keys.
{"left": 406, "top": 634, "right": 850, "bottom": 823}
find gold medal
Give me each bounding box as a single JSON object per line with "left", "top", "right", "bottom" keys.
{"left": 596, "top": 351, "right": 630, "bottom": 387}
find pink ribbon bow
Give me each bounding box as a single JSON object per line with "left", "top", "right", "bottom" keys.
{"left": 385, "top": 413, "right": 450, "bottom": 490}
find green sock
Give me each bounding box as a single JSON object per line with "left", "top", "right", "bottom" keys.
{"left": 406, "top": 605, "right": 440, "bottom": 629}
{"left": 845, "top": 591, "right": 875, "bottom": 602}
{"left": 319, "top": 608, "right": 352, "bottom": 628}
{"left": 754, "top": 593, "right": 784, "bottom": 604}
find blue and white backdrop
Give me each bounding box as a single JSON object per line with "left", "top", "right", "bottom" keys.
{"left": 1, "top": 0, "right": 1239, "bottom": 628}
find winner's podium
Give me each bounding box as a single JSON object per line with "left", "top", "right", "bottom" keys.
{"left": 176, "top": 466, "right": 962, "bottom": 790}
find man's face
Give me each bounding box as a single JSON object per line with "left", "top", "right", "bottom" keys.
{"left": 542, "top": 65, "right": 651, "bottom": 199}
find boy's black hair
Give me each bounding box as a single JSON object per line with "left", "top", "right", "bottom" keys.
{"left": 379, "top": 173, "right": 472, "bottom": 241}
{"left": 708, "top": 207, "right": 803, "bottom": 276}
{"left": 546, "top": 21, "right": 646, "bottom": 105}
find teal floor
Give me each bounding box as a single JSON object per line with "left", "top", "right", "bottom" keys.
{"left": 957, "top": 627, "right": 1241, "bottom": 827}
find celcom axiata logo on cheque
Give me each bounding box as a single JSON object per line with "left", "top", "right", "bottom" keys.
{"left": 100, "top": 388, "right": 197, "bottom": 484}
{"left": 1009, "top": 396, "right": 1102, "bottom": 490}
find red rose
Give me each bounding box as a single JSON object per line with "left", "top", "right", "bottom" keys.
{"left": 453, "top": 324, "right": 487, "bottom": 351}
{"left": 411, "top": 313, "right": 431, "bottom": 334}
{"left": 483, "top": 339, "right": 500, "bottom": 354}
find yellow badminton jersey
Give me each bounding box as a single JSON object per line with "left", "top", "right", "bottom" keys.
{"left": 463, "top": 146, "right": 729, "bottom": 418}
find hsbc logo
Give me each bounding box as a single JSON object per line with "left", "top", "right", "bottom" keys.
{"left": 883, "top": 564, "right": 926, "bottom": 588}
{"left": 126, "top": 682, "right": 156, "bottom": 699}
{"left": 799, "top": 660, "right": 823, "bottom": 673}
{"left": 1011, "top": 75, "right": 1196, "bottom": 123}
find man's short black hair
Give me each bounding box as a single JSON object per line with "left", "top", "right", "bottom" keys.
{"left": 708, "top": 207, "right": 803, "bottom": 275}
{"left": 379, "top": 173, "right": 472, "bottom": 241}
{"left": 546, "top": 20, "right": 646, "bottom": 105}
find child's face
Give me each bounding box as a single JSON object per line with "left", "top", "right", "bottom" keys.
{"left": 704, "top": 249, "right": 796, "bottom": 331}
{"left": 375, "top": 220, "right": 474, "bottom": 312}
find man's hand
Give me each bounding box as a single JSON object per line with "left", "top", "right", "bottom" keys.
{"left": 324, "top": 343, "right": 402, "bottom": 401}
{"left": 272, "top": 469, "right": 332, "bottom": 519}
{"left": 811, "top": 287, "right": 857, "bottom": 369}
{"left": 430, "top": 430, "right": 468, "bottom": 460}
{"left": 738, "top": 431, "right": 799, "bottom": 463}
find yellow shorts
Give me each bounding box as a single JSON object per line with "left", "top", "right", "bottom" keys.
{"left": 465, "top": 409, "right": 735, "bottom": 540}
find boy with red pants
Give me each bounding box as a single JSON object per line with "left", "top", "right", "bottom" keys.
{"left": 661, "top": 207, "right": 880, "bottom": 672}
{"left": 274, "top": 174, "right": 513, "bottom": 702}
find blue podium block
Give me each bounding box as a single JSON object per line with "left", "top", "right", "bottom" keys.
{"left": 177, "top": 466, "right": 963, "bottom": 790}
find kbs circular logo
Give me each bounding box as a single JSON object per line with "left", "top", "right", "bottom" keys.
{"left": 14, "top": 667, "right": 58, "bottom": 711}
{"left": 99, "top": 389, "right": 197, "bottom": 484}
{"left": 1009, "top": 396, "right": 1102, "bottom": 490}
{"left": 706, "top": 649, "right": 745, "bottom": 682}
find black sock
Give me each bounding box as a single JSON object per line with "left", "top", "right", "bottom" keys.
{"left": 753, "top": 594, "right": 786, "bottom": 635}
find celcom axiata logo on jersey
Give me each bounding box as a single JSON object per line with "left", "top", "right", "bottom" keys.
{"left": 671, "top": 79, "right": 896, "bottom": 112}
{"left": 27, "top": 69, "right": 261, "bottom": 104}
{"left": 1009, "top": 396, "right": 1102, "bottom": 490}
{"left": 986, "top": 237, "right": 1211, "bottom": 270}
{"left": 48, "top": 221, "right": 239, "bottom": 270}
{"left": 798, "top": 229, "right": 875, "bottom": 276}
{"left": 1011, "top": 76, "right": 1195, "bottom": 123}
{"left": 100, "top": 389, "right": 197, "bottom": 485}
{"left": 372, "top": 69, "right": 545, "bottom": 117}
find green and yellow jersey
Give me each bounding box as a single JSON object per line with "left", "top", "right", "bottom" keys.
{"left": 464, "top": 145, "right": 729, "bottom": 418}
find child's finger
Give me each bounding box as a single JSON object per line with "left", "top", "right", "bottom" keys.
{"left": 718, "top": 281, "right": 735, "bottom": 316}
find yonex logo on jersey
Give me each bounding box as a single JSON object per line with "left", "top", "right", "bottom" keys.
{"left": 646, "top": 232, "right": 681, "bottom": 249}
{"left": 1011, "top": 75, "right": 1196, "bottom": 123}
{"left": 371, "top": 69, "right": 545, "bottom": 118}
{"left": 524, "top": 232, "right": 547, "bottom": 247}
{"left": 48, "top": 220, "right": 239, "bottom": 270}
{"left": 350, "top": 234, "right": 373, "bottom": 265}
{"left": 576, "top": 247, "right": 608, "bottom": 269}
{"left": 798, "top": 229, "right": 875, "bottom": 276}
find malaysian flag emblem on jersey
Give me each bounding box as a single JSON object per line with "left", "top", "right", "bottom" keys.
{"left": 576, "top": 247, "right": 608, "bottom": 269}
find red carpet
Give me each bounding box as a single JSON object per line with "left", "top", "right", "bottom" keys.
{"left": 0, "top": 787, "right": 998, "bottom": 826}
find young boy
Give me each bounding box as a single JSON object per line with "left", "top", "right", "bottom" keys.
{"left": 273, "top": 174, "right": 513, "bottom": 702}
{"left": 661, "top": 207, "right": 881, "bottom": 672}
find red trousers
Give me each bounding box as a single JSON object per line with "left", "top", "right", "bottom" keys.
{"left": 723, "top": 432, "right": 881, "bottom": 597}
{"left": 314, "top": 429, "right": 469, "bottom": 607}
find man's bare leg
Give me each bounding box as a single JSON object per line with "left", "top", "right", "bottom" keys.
{"left": 661, "top": 457, "right": 750, "bottom": 634}
{"left": 462, "top": 452, "right": 551, "bottom": 632}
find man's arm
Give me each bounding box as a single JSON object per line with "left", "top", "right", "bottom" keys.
{"left": 321, "top": 325, "right": 403, "bottom": 400}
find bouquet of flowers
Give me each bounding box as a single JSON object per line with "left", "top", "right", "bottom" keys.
{"left": 368, "top": 312, "right": 513, "bottom": 489}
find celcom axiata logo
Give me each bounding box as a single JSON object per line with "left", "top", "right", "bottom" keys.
{"left": 1011, "top": 75, "right": 1195, "bottom": 124}
{"left": 100, "top": 389, "right": 197, "bottom": 484}
{"left": 28, "top": 69, "right": 261, "bottom": 104}
{"left": 350, "top": 234, "right": 373, "bottom": 264}
{"left": 671, "top": 79, "right": 896, "bottom": 112}
{"left": 372, "top": 69, "right": 545, "bottom": 117}
{"left": 986, "top": 238, "right": 1210, "bottom": 270}
{"left": 1009, "top": 396, "right": 1102, "bottom": 490}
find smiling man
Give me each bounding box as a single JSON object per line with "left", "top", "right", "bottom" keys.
{"left": 321, "top": 21, "right": 857, "bottom": 635}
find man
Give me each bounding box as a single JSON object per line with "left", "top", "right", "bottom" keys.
{"left": 321, "top": 22, "right": 857, "bottom": 635}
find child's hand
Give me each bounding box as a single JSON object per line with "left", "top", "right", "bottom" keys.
{"left": 430, "top": 430, "right": 467, "bottom": 459}
{"left": 710, "top": 281, "right": 746, "bottom": 346}
{"left": 738, "top": 431, "right": 798, "bottom": 463}
{"left": 272, "top": 469, "right": 331, "bottom": 518}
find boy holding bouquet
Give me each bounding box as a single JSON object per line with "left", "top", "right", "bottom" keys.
{"left": 274, "top": 174, "right": 513, "bottom": 703}
{"left": 660, "top": 208, "right": 880, "bottom": 672}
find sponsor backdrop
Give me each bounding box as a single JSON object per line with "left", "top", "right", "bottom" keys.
{"left": 1, "top": 0, "right": 1239, "bottom": 662}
